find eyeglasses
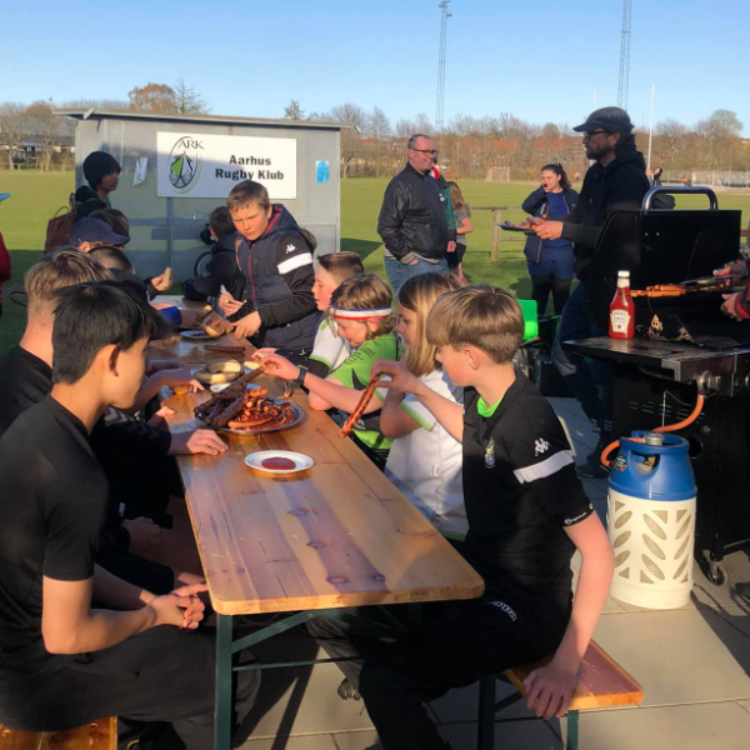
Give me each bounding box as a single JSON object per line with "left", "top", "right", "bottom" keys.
{"left": 410, "top": 148, "right": 439, "bottom": 157}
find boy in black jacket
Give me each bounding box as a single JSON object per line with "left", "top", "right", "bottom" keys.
{"left": 182, "top": 206, "right": 244, "bottom": 301}
{"left": 366, "top": 286, "right": 614, "bottom": 750}
{"left": 219, "top": 180, "right": 319, "bottom": 357}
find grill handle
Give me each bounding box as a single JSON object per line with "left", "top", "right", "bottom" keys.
{"left": 642, "top": 185, "right": 719, "bottom": 211}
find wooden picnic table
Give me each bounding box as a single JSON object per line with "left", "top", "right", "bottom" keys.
{"left": 151, "top": 303, "right": 484, "bottom": 748}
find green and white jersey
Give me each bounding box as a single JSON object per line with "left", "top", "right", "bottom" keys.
{"left": 329, "top": 332, "right": 400, "bottom": 450}
{"left": 309, "top": 319, "right": 350, "bottom": 376}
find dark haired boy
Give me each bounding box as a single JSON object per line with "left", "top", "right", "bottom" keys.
{"left": 219, "top": 180, "right": 319, "bottom": 357}
{"left": 0, "top": 283, "right": 259, "bottom": 743}
{"left": 182, "top": 206, "right": 244, "bottom": 301}
{"left": 0, "top": 254, "right": 226, "bottom": 591}
{"left": 366, "top": 285, "right": 614, "bottom": 750}
{"left": 74, "top": 151, "right": 122, "bottom": 219}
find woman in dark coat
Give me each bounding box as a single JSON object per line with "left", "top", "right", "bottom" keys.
{"left": 522, "top": 163, "right": 579, "bottom": 316}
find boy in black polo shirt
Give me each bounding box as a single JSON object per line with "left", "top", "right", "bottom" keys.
{"left": 365, "top": 285, "right": 614, "bottom": 750}
{"left": 0, "top": 282, "right": 258, "bottom": 745}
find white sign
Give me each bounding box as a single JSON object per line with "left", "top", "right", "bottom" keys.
{"left": 156, "top": 132, "right": 297, "bottom": 199}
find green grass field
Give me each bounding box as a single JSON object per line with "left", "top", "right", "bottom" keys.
{"left": 2, "top": 171, "right": 750, "bottom": 357}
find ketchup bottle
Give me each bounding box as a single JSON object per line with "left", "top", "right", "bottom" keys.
{"left": 609, "top": 270, "right": 635, "bottom": 340}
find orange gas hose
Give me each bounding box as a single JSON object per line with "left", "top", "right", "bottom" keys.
{"left": 600, "top": 393, "right": 705, "bottom": 468}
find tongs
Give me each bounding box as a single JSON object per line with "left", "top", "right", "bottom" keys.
{"left": 679, "top": 273, "right": 746, "bottom": 288}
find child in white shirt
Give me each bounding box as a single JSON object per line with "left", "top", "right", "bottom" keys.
{"left": 378, "top": 271, "right": 467, "bottom": 541}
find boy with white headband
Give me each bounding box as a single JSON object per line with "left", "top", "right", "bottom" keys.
{"left": 258, "top": 274, "right": 400, "bottom": 465}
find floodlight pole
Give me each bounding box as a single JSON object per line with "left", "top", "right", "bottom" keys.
{"left": 435, "top": 2, "right": 451, "bottom": 133}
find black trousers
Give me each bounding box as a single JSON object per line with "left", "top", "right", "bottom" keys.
{"left": 530, "top": 274, "right": 572, "bottom": 316}
{"left": 0, "top": 626, "right": 259, "bottom": 750}
{"left": 359, "top": 597, "right": 567, "bottom": 750}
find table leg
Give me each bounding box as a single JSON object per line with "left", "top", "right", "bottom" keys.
{"left": 215, "top": 614, "right": 234, "bottom": 750}
{"left": 566, "top": 709, "right": 579, "bottom": 750}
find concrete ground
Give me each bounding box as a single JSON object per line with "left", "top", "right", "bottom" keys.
{"left": 237, "top": 397, "right": 750, "bottom": 750}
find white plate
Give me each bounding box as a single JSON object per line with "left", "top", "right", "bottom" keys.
{"left": 244, "top": 450, "right": 314, "bottom": 475}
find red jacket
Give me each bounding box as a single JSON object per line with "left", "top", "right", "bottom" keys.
{"left": 0, "top": 231, "right": 11, "bottom": 305}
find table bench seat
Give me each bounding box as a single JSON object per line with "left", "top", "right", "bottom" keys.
{"left": 479, "top": 640, "right": 643, "bottom": 749}
{"left": 0, "top": 718, "right": 116, "bottom": 750}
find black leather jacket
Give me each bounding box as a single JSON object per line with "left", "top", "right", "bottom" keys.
{"left": 377, "top": 163, "right": 448, "bottom": 264}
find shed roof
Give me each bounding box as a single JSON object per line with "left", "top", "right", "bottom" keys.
{"left": 54, "top": 109, "right": 349, "bottom": 131}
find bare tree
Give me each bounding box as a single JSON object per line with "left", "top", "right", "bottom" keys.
{"left": 283, "top": 99, "right": 305, "bottom": 120}
{"left": 0, "top": 102, "right": 26, "bottom": 169}
{"left": 25, "top": 101, "right": 59, "bottom": 171}
{"left": 330, "top": 103, "right": 367, "bottom": 131}
{"left": 58, "top": 97, "right": 130, "bottom": 111}
{"left": 366, "top": 107, "right": 391, "bottom": 139}
{"left": 173, "top": 78, "right": 210, "bottom": 115}
{"left": 394, "top": 118, "right": 416, "bottom": 139}
{"left": 413, "top": 113, "right": 434, "bottom": 137}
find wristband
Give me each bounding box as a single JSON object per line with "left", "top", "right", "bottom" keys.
{"left": 295, "top": 365, "right": 309, "bottom": 389}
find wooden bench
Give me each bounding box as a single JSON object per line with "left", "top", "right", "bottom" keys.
{"left": 0, "top": 717, "right": 116, "bottom": 749}
{"left": 478, "top": 640, "right": 643, "bottom": 750}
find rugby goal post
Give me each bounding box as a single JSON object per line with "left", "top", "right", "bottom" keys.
{"left": 485, "top": 166, "right": 510, "bottom": 183}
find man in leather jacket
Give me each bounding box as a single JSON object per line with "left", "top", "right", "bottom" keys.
{"left": 377, "top": 134, "right": 449, "bottom": 291}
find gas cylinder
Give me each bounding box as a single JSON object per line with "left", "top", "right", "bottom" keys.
{"left": 607, "top": 431, "right": 697, "bottom": 609}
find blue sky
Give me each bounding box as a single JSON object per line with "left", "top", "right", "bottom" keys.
{"left": 4, "top": 0, "right": 749, "bottom": 135}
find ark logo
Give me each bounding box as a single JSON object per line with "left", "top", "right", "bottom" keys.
{"left": 168, "top": 136, "right": 204, "bottom": 193}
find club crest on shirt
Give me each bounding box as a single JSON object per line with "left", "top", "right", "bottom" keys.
{"left": 484, "top": 438, "right": 496, "bottom": 468}
{"left": 286, "top": 244, "right": 297, "bottom": 254}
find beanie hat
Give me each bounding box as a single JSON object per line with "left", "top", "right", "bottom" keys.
{"left": 83, "top": 151, "right": 121, "bottom": 189}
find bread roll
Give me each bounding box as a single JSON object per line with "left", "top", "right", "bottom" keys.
{"left": 194, "top": 369, "right": 239, "bottom": 385}
{"left": 208, "top": 360, "right": 243, "bottom": 374}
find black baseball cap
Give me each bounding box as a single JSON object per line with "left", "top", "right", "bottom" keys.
{"left": 69, "top": 218, "right": 130, "bottom": 247}
{"left": 573, "top": 107, "right": 634, "bottom": 134}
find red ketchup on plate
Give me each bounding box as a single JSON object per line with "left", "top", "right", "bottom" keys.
{"left": 261, "top": 457, "right": 297, "bottom": 471}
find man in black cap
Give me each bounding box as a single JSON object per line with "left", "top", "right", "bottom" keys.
{"left": 532, "top": 107, "right": 650, "bottom": 478}
{"left": 74, "top": 151, "right": 121, "bottom": 220}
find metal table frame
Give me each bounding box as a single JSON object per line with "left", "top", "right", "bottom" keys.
{"left": 214, "top": 606, "right": 420, "bottom": 749}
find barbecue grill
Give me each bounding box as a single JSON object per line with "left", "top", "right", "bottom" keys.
{"left": 564, "top": 186, "right": 749, "bottom": 584}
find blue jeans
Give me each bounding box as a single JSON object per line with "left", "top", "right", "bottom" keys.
{"left": 551, "top": 282, "right": 613, "bottom": 438}
{"left": 385, "top": 255, "right": 448, "bottom": 293}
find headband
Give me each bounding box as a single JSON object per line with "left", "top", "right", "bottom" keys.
{"left": 332, "top": 307, "right": 393, "bottom": 321}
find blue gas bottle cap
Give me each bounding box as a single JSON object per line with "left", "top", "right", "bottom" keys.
{"left": 609, "top": 431, "right": 696, "bottom": 501}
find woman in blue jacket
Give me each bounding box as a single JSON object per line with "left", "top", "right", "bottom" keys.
{"left": 522, "top": 164, "right": 579, "bottom": 316}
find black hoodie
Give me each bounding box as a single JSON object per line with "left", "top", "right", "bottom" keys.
{"left": 182, "top": 231, "right": 245, "bottom": 301}
{"left": 233, "top": 205, "right": 319, "bottom": 351}
{"left": 561, "top": 147, "right": 649, "bottom": 280}
{"left": 73, "top": 185, "right": 108, "bottom": 220}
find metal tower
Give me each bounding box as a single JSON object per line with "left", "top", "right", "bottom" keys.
{"left": 617, "top": 0, "right": 632, "bottom": 110}
{"left": 435, "top": 2, "right": 451, "bottom": 132}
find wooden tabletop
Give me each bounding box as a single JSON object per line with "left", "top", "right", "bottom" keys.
{"left": 161, "top": 368, "right": 485, "bottom": 616}
{"left": 149, "top": 294, "right": 251, "bottom": 364}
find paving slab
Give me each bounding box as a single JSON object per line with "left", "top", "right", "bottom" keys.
{"left": 592, "top": 607, "right": 750, "bottom": 705}
{"left": 240, "top": 735, "right": 337, "bottom": 749}
{"left": 439, "top": 719, "right": 562, "bottom": 750}
{"left": 559, "top": 700, "right": 750, "bottom": 750}
{"left": 238, "top": 632, "right": 374, "bottom": 742}
{"left": 428, "top": 679, "right": 532, "bottom": 724}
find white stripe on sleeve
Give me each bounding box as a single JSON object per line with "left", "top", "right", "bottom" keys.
{"left": 513, "top": 450, "right": 574, "bottom": 484}
{"left": 277, "top": 253, "right": 314, "bottom": 275}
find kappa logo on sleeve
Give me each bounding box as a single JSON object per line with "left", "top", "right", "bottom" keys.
{"left": 286, "top": 244, "right": 297, "bottom": 254}
{"left": 534, "top": 438, "right": 550, "bottom": 456}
